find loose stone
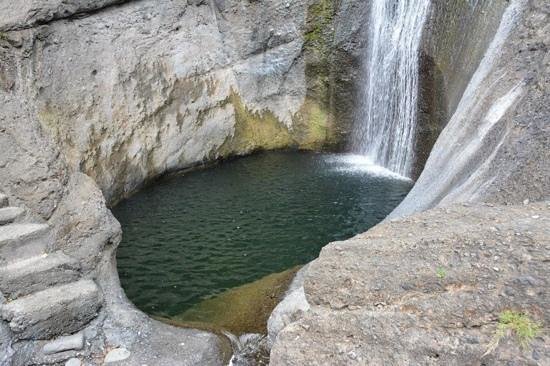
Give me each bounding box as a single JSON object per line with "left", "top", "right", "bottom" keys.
{"left": 104, "top": 348, "right": 131, "bottom": 363}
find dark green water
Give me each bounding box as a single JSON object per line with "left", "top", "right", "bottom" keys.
{"left": 114, "top": 152, "right": 412, "bottom": 318}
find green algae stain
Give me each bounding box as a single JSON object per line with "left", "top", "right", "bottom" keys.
{"left": 213, "top": 91, "right": 295, "bottom": 159}
{"left": 304, "top": 0, "right": 335, "bottom": 51}
{"left": 292, "top": 98, "right": 336, "bottom": 150}
{"left": 297, "top": 0, "right": 340, "bottom": 150}
{"left": 212, "top": 90, "right": 339, "bottom": 161}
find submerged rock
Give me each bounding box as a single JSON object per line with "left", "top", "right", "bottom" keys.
{"left": 172, "top": 266, "right": 300, "bottom": 335}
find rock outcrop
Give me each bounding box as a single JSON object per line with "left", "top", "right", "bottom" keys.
{"left": 0, "top": 0, "right": 364, "bottom": 364}
{"left": 271, "top": 202, "right": 550, "bottom": 365}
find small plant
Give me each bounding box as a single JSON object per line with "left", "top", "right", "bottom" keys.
{"left": 436, "top": 266, "right": 447, "bottom": 279}
{"left": 485, "top": 310, "right": 542, "bottom": 355}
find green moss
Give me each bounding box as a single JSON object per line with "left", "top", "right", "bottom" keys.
{"left": 304, "top": 0, "right": 335, "bottom": 50}
{"left": 214, "top": 90, "right": 295, "bottom": 158}
{"left": 294, "top": 0, "right": 341, "bottom": 150}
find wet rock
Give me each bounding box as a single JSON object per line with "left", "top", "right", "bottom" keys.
{"left": 392, "top": 0, "right": 550, "bottom": 217}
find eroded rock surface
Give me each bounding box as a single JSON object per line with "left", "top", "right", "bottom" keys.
{"left": 271, "top": 202, "right": 550, "bottom": 365}
{"left": 0, "top": 0, "right": 548, "bottom": 365}
{"left": 393, "top": 0, "right": 550, "bottom": 216}
{"left": 0, "top": 0, "right": 364, "bottom": 204}
{"left": 0, "top": 0, "right": 365, "bottom": 364}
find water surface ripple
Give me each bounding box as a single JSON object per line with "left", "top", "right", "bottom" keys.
{"left": 114, "top": 152, "right": 412, "bottom": 318}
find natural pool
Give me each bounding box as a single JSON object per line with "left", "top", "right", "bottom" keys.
{"left": 114, "top": 151, "right": 412, "bottom": 331}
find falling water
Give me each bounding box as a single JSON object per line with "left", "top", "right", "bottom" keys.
{"left": 351, "top": 0, "right": 431, "bottom": 178}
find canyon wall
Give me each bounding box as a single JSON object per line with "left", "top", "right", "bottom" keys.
{"left": 414, "top": 0, "right": 509, "bottom": 178}
{"left": 394, "top": 0, "right": 549, "bottom": 217}
{"left": 0, "top": 0, "right": 364, "bottom": 205}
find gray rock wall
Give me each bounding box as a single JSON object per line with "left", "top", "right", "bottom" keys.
{"left": 414, "top": 0, "right": 509, "bottom": 178}
{"left": 1, "top": 0, "right": 360, "bottom": 205}
{"left": 0, "top": 0, "right": 548, "bottom": 364}
{"left": 393, "top": 0, "right": 549, "bottom": 217}
{"left": 0, "top": 0, "right": 131, "bottom": 31}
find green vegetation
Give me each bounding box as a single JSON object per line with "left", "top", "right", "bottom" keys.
{"left": 436, "top": 266, "right": 447, "bottom": 279}
{"left": 496, "top": 310, "right": 542, "bottom": 348}
{"left": 304, "top": 0, "right": 334, "bottom": 46}
{"left": 486, "top": 310, "right": 542, "bottom": 354}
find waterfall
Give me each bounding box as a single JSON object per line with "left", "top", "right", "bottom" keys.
{"left": 351, "top": 0, "right": 431, "bottom": 178}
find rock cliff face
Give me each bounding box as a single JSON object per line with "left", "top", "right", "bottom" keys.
{"left": 414, "top": 0, "right": 509, "bottom": 178}
{"left": 1, "top": 0, "right": 364, "bottom": 204}
{"left": 394, "top": 0, "right": 549, "bottom": 217}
